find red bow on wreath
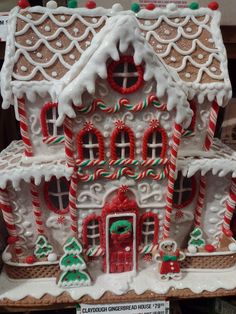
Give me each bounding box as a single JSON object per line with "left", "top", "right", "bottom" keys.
{"left": 111, "top": 231, "right": 132, "bottom": 243}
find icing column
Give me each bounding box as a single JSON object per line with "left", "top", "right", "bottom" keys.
{"left": 18, "top": 98, "right": 33, "bottom": 156}
{"left": 69, "top": 169, "right": 79, "bottom": 237}
{"left": 194, "top": 175, "right": 207, "bottom": 227}
{"left": 222, "top": 178, "right": 236, "bottom": 236}
{"left": 30, "top": 180, "right": 44, "bottom": 235}
{"left": 163, "top": 123, "right": 183, "bottom": 239}
{"left": 0, "top": 188, "right": 22, "bottom": 257}
{"left": 204, "top": 101, "right": 219, "bottom": 151}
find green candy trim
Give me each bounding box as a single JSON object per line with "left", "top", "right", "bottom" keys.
{"left": 131, "top": 3, "right": 140, "bottom": 13}
{"left": 189, "top": 2, "right": 199, "bottom": 10}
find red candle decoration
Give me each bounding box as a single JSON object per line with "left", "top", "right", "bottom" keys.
{"left": 7, "top": 236, "right": 18, "bottom": 245}
{"left": 208, "top": 1, "right": 219, "bottom": 10}
{"left": 146, "top": 3, "right": 155, "bottom": 10}
{"left": 18, "top": 0, "right": 30, "bottom": 9}
{"left": 26, "top": 255, "right": 37, "bottom": 264}
{"left": 86, "top": 1, "right": 96, "bottom": 9}
{"left": 205, "top": 244, "right": 216, "bottom": 253}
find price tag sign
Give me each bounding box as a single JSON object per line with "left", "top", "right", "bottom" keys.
{"left": 78, "top": 301, "right": 169, "bottom": 314}
{"left": 0, "top": 15, "right": 8, "bottom": 42}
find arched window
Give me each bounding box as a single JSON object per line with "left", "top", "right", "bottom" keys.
{"left": 142, "top": 120, "right": 167, "bottom": 160}
{"left": 77, "top": 122, "right": 104, "bottom": 160}
{"left": 107, "top": 56, "right": 144, "bottom": 94}
{"left": 44, "top": 177, "right": 69, "bottom": 215}
{"left": 40, "top": 102, "right": 64, "bottom": 143}
{"left": 183, "top": 100, "right": 196, "bottom": 136}
{"left": 140, "top": 213, "right": 158, "bottom": 246}
{"left": 111, "top": 123, "right": 135, "bottom": 160}
{"left": 82, "top": 214, "right": 102, "bottom": 248}
{"left": 173, "top": 172, "right": 196, "bottom": 209}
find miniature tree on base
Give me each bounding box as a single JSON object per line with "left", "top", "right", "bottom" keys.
{"left": 58, "top": 237, "right": 91, "bottom": 288}
{"left": 34, "top": 235, "right": 53, "bottom": 258}
{"left": 188, "top": 227, "right": 205, "bottom": 248}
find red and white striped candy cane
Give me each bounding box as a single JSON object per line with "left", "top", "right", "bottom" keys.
{"left": 163, "top": 123, "right": 183, "bottom": 239}
{"left": 64, "top": 117, "right": 74, "bottom": 167}
{"left": 194, "top": 175, "right": 206, "bottom": 227}
{"left": 204, "top": 101, "right": 219, "bottom": 151}
{"left": 0, "top": 188, "right": 22, "bottom": 257}
{"left": 222, "top": 178, "right": 236, "bottom": 235}
{"left": 69, "top": 169, "right": 78, "bottom": 236}
{"left": 18, "top": 98, "right": 33, "bottom": 156}
{"left": 30, "top": 180, "right": 44, "bottom": 235}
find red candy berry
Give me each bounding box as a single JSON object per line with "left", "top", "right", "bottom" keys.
{"left": 205, "top": 244, "right": 216, "bottom": 253}
{"left": 208, "top": 1, "right": 219, "bottom": 10}
{"left": 86, "top": 1, "right": 96, "bottom": 9}
{"left": 224, "top": 229, "right": 233, "bottom": 237}
{"left": 26, "top": 255, "right": 36, "bottom": 264}
{"left": 146, "top": 3, "right": 155, "bottom": 10}
{"left": 18, "top": 0, "right": 30, "bottom": 9}
{"left": 7, "top": 236, "right": 18, "bottom": 245}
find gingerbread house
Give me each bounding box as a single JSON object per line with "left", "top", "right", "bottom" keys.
{"left": 0, "top": 0, "right": 236, "bottom": 299}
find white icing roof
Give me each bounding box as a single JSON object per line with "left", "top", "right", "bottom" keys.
{"left": 57, "top": 13, "right": 191, "bottom": 126}
{"left": 0, "top": 4, "right": 232, "bottom": 115}
{"left": 178, "top": 139, "right": 236, "bottom": 178}
{"left": 0, "top": 141, "right": 73, "bottom": 190}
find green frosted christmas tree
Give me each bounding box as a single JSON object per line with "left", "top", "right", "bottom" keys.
{"left": 188, "top": 227, "right": 205, "bottom": 248}
{"left": 34, "top": 235, "right": 53, "bottom": 258}
{"left": 58, "top": 237, "right": 91, "bottom": 288}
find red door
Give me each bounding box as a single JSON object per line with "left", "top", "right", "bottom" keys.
{"left": 108, "top": 215, "right": 135, "bottom": 273}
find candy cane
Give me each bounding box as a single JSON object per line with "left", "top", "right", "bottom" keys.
{"left": 69, "top": 170, "right": 78, "bottom": 236}
{"left": 194, "top": 176, "right": 206, "bottom": 227}
{"left": 76, "top": 159, "right": 106, "bottom": 167}
{"left": 85, "top": 245, "right": 104, "bottom": 257}
{"left": 18, "top": 98, "right": 33, "bottom": 156}
{"left": 222, "top": 178, "right": 236, "bottom": 235}
{"left": 109, "top": 159, "right": 139, "bottom": 166}
{"left": 43, "top": 135, "right": 65, "bottom": 145}
{"left": 204, "top": 101, "right": 219, "bottom": 151}
{"left": 0, "top": 188, "right": 22, "bottom": 257}
{"left": 30, "top": 180, "right": 44, "bottom": 235}
{"left": 64, "top": 117, "right": 74, "bottom": 167}
{"left": 163, "top": 123, "right": 183, "bottom": 239}
{"left": 139, "top": 244, "right": 158, "bottom": 255}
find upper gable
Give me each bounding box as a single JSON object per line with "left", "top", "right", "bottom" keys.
{"left": 1, "top": 3, "right": 231, "bottom": 110}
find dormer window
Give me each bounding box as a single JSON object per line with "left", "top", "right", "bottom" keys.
{"left": 77, "top": 122, "right": 104, "bottom": 161}
{"left": 142, "top": 120, "right": 167, "bottom": 160}
{"left": 40, "top": 102, "right": 64, "bottom": 144}
{"left": 108, "top": 56, "right": 144, "bottom": 94}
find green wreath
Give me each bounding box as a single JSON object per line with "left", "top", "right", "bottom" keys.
{"left": 110, "top": 220, "right": 132, "bottom": 235}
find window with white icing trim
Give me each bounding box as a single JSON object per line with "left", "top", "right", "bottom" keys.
{"left": 173, "top": 172, "right": 196, "bottom": 209}
{"left": 107, "top": 56, "right": 144, "bottom": 94}
{"left": 83, "top": 215, "right": 101, "bottom": 247}
{"left": 44, "top": 177, "right": 69, "bottom": 215}
{"left": 111, "top": 126, "right": 135, "bottom": 160}
{"left": 147, "top": 132, "right": 163, "bottom": 158}
{"left": 40, "top": 102, "right": 64, "bottom": 143}
{"left": 140, "top": 213, "right": 158, "bottom": 246}
{"left": 82, "top": 132, "right": 99, "bottom": 159}
{"left": 115, "top": 131, "right": 130, "bottom": 158}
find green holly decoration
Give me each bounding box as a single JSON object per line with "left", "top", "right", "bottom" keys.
{"left": 188, "top": 227, "right": 205, "bottom": 248}
{"left": 58, "top": 237, "right": 91, "bottom": 288}
{"left": 34, "top": 235, "right": 53, "bottom": 258}
{"left": 131, "top": 3, "right": 140, "bottom": 13}
{"left": 68, "top": 0, "right": 77, "bottom": 8}
{"left": 188, "top": 2, "right": 199, "bottom": 10}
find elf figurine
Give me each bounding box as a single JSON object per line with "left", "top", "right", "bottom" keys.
{"left": 156, "top": 239, "right": 185, "bottom": 281}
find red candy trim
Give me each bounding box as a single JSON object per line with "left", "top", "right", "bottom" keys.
{"left": 18, "top": 0, "right": 30, "bottom": 9}
{"left": 82, "top": 214, "right": 102, "bottom": 248}
{"left": 86, "top": 1, "right": 96, "bottom": 9}
{"left": 208, "top": 1, "right": 219, "bottom": 10}
{"left": 146, "top": 3, "right": 155, "bottom": 10}
{"left": 107, "top": 56, "right": 144, "bottom": 95}
{"left": 77, "top": 124, "right": 105, "bottom": 160}
{"left": 205, "top": 244, "right": 216, "bottom": 253}
{"left": 142, "top": 120, "right": 167, "bottom": 160}
{"left": 40, "top": 102, "right": 58, "bottom": 137}
{"left": 7, "top": 236, "right": 18, "bottom": 245}
{"left": 111, "top": 124, "right": 135, "bottom": 160}
{"left": 139, "top": 212, "right": 159, "bottom": 246}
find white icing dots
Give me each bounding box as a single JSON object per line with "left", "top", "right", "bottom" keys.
{"left": 229, "top": 243, "right": 236, "bottom": 252}
{"left": 208, "top": 38, "right": 214, "bottom": 43}
{"left": 60, "top": 15, "right": 66, "bottom": 21}
{"left": 2, "top": 252, "right": 12, "bottom": 262}
{"left": 186, "top": 27, "right": 192, "bottom": 33}
{"left": 188, "top": 245, "right": 197, "bottom": 254}
{"left": 26, "top": 39, "right": 32, "bottom": 45}
{"left": 26, "top": 14, "right": 32, "bottom": 19}
{"left": 166, "top": 3, "right": 177, "bottom": 11}
{"left": 85, "top": 41, "right": 90, "bottom": 47}
{"left": 156, "top": 44, "right": 163, "bottom": 49}
{"left": 44, "top": 25, "right": 51, "bottom": 32}
{"left": 51, "top": 71, "right": 58, "bottom": 77}
{"left": 198, "top": 54, "right": 204, "bottom": 60}
{"left": 56, "top": 41, "right": 62, "bottom": 47}
{"left": 210, "top": 66, "right": 217, "bottom": 72}
{"left": 69, "top": 54, "right": 75, "bottom": 60}
{"left": 144, "top": 20, "right": 151, "bottom": 26}
{"left": 174, "top": 18, "right": 180, "bottom": 23}
{"left": 46, "top": 0, "right": 58, "bottom": 9}
{"left": 36, "top": 52, "right": 43, "bottom": 58}
{"left": 164, "top": 29, "right": 170, "bottom": 35}
{"left": 185, "top": 73, "right": 191, "bottom": 78}
{"left": 20, "top": 66, "right": 28, "bottom": 72}
{"left": 170, "top": 56, "right": 176, "bottom": 62}
{"left": 92, "top": 18, "right": 98, "bottom": 23}
{"left": 73, "top": 27, "right": 79, "bottom": 34}
{"left": 48, "top": 253, "right": 57, "bottom": 262}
